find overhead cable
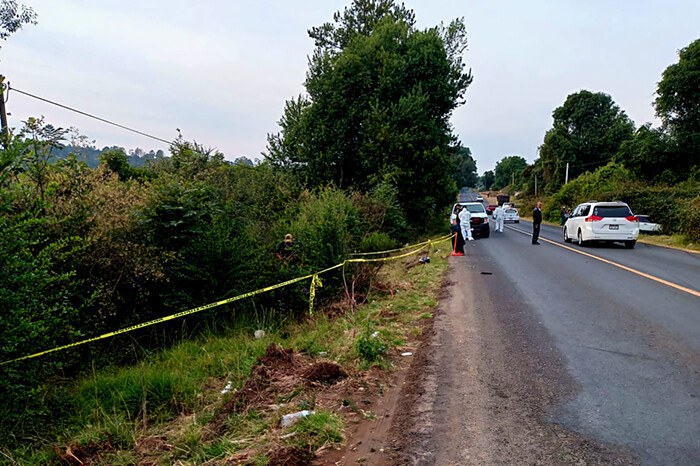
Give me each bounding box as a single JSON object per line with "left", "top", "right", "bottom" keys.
{"left": 8, "top": 85, "right": 174, "bottom": 145}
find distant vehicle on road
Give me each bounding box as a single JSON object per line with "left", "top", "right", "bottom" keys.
{"left": 475, "top": 194, "right": 484, "bottom": 201}
{"left": 637, "top": 215, "right": 662, "bottom": 233}
{"left": 450, "top": 202, "right": 490, "bottom": 238}
{"left": 496, "top": 194, "right": 510, "bottom": 206}
{"left": 486, "top": 204, "right": 497, "bottom": 215}
{"left": 563, "top": 201, "right": 639, "bottom": 248}
{"left": 503, "top": 208, "right": 520, "bottom": 223}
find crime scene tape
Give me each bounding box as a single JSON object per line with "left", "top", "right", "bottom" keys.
{"left": 1, "top": 233, "right": 455, "bottom": 366}
{"left": 348, "top": 232, "right": 454, "bottom": 256}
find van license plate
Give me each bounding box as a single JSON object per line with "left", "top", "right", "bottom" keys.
{"left": 609, "top": 225, "right": 619, "bottom": 230}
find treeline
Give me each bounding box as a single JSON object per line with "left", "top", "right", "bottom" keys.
{"left": 0, "top": 0, "right": 477, "bottom": 445}
{"left": 52, "top": 144, "right": 258, "bottom": 169}
{"left": 51, "top": 144, "right": 166, "bottom": 168}
{"left": 482, "top": 37, "right": 700, "bottom": 238}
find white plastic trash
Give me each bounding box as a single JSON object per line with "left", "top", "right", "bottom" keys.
{"left": 401, "top": 352, "right": 413, "bottom": 356}
{"left": 254, "top": 329, "right": 266, "bottom": 339}
{"left": 281, "top": 410, "right": 313, "bottom": 426}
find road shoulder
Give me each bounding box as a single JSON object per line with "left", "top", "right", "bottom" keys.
{"left": 387, "top": 253, "right": 636, "bottom": 465}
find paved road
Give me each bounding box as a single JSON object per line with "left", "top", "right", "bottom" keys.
{"left": 477, "top": 216, "right": 699, "bottom": 463}
{"left": 396, "top": 192, "right": 700, "bottom": 464}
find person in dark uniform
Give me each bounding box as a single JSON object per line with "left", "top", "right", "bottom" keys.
{"left": 451, "top": 205, "right": 465, "bottom": 255}
{"left": 276, "top": 233, "right": 297, "bottom": 263}
{"left": 532, "top": 201, "right": 542, "bottom": 245}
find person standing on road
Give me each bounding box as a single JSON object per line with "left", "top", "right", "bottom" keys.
{"left": 451, "top": 205, "right": 465, "bottom": 255}
{"left": 458, "top": 205, "right": 473, "bottom": 242}
{"left": 494, "top": 204, "right": 505, "bottom": 233}
{"left": 532, "top": 201, "right": 542, "bottom": 245}
{"left": 560, "top": 206, "right": 568, "bottom": 225}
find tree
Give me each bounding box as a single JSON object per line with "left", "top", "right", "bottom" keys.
{"left": 451, "top": 146, "right": 478, "bottom": 188}
{"left": 0, "top": 0, "right": 36, "bottom": 49}
{"left": 481, "top": 170, "right": 495, "bottom": 190}
{"left": 234, "top": 156, "right": 254, "bottom": 166}
{"left": 308, "top": 0, "right": 415, "bottom": 53}
{"left": 518, "top": 159, "right": 546, "bottom": 196}
{"left": 655, "top": 37, "right": 700, "bottom": 170}
{"left": 21, "top": 116, "right": 68, "bottom": 206}
{"left": 539, "top": 90, "right": 635, "bottom": 191}
{"left": 615, "top": 124, "right": 680, "bottom": 182}
{"left": 100, "top": 147, "right": 132, "bottom": 181}
{"left": 267, "top": 0, "right": 473, "bottom": 225}
{"left": 169, "top": 138, "right": 224, "bottom": 179}
{"left": 493, "top": 155, "right": 527, "bottom": 189}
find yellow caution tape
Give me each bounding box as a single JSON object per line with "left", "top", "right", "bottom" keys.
{"left": 348, "top": 232, "right": 453, "bottom": 256}
{"left": 0, "top": 233, "right": 455, "bottom": 366}
{"left": 308, "top": 274, "right": 323, "bottom": 315}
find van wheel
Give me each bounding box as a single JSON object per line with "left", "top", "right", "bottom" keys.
{"left": 625, "top": 240, "right": 636, "bottom": 249}
{"left": 564, "top": 227, "right": 571, "bottom": 243}
{"left": 577, "top": 229, "right": 586, "bottom": 246}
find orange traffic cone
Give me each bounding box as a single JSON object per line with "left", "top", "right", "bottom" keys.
{"left": 450, "top": 232, "right": 464, "bottom": 256}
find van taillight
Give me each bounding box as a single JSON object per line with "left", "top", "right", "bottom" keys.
{"left": 585, "top": 215, "right": 603, "bottom": 222}
{"left": 625, "top": 216, "right": 638, "bottom": 222}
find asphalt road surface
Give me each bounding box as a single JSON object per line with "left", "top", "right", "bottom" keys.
{"left": 393, "top": 193, "right": 700, "bottom": 465}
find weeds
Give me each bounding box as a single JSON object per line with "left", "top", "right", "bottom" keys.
{"left": 286, "top": 410, "right": 344, "bottom": 451}
{"left": 9, "top": 242, "right": 449, "bottom": 464}
{"left": 355, "top": 333, "right": 388, "bottom": 363}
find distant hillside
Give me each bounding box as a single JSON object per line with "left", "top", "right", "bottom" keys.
{"left": 51, "top": 145, "right": 166, "bottom": 168}
{"left": 51, "top": 146, "right": 256, "bottom": 168}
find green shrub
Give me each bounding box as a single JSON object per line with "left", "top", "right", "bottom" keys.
{"left": 0, "top": 215, "right": 85, "bottom": 440}
{"left": 538, "top": 163, "right": 700, "bottom": 238}
{"left": 288, "top": 187, "right": 362, "bottom": 270}
{"left": 358, "top": 232, "right": 398, "bottom": 253}
{"left": 354, "top": 334, "right": 388, "bottom": 362}
{"left": 290, "top": 410, "right": 344, "bottom": 450}
{"left": 680, "top": 196, "right": 700, "bottom": 242}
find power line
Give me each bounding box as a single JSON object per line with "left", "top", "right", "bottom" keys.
{"left": 8, "top": 85, "right": 174, "bottom": 146}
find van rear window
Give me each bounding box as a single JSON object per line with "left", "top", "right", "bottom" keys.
{"left": 593, "top": 206, "right": 632, "bottom": 217}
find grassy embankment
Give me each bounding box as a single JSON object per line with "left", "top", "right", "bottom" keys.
{"left": 4, "top": 242, "right": 449, "bottom": 465}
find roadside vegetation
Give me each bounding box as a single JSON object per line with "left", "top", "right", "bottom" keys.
{"left": 3, "top": 244, "right": 449, "bottom": 464}
{"left": 0, "top": 0, "right": 471, "bottom": 462}
{"left": 481, "top": 36, "right": 700, "bottom": 245}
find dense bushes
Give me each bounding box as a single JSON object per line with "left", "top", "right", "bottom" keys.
{"left": 0, "top": 138, "right": 415, "bottom": 444}
{"left": 532, "top": 163, "right": 700, "bottom": 239}
{"left": 0, "top": 216, "right": 84, "bottom": 421}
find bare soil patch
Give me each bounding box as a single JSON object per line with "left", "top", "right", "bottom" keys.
{"left": 302, "top": 361, "right": 348, "bottom": 383}
{"left": 201, "top": 344, "right": 309, "bottom": 441}
{"left": 267, "top": 445, "right": 315, "bottom": 466}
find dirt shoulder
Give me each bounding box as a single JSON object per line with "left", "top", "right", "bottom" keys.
{"left": 384, "top": 255, "right": 636, "bottom": 465}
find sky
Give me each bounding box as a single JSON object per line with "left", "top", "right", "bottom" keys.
{"left": 2, "top": 0, "right": 699, "bottom": 173}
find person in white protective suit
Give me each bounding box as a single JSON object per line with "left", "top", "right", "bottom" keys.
{"left": 494, "top": 205, "right": 505, "bottom": 232}
{"left": 458, "top": 205, "right": 473, "bottom": 241}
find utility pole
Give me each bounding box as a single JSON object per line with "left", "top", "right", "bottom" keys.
{"left": 565, "top": 162, "right": 569, "bottom": 185}
{"left": 511, "top": 172, "right": 514, "bottom": 186}
{"left": 535, "top": 174, "right": 538, "bottom": 196}
{"left": 0, "top": 75, "right": 8, "bottom": 147}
